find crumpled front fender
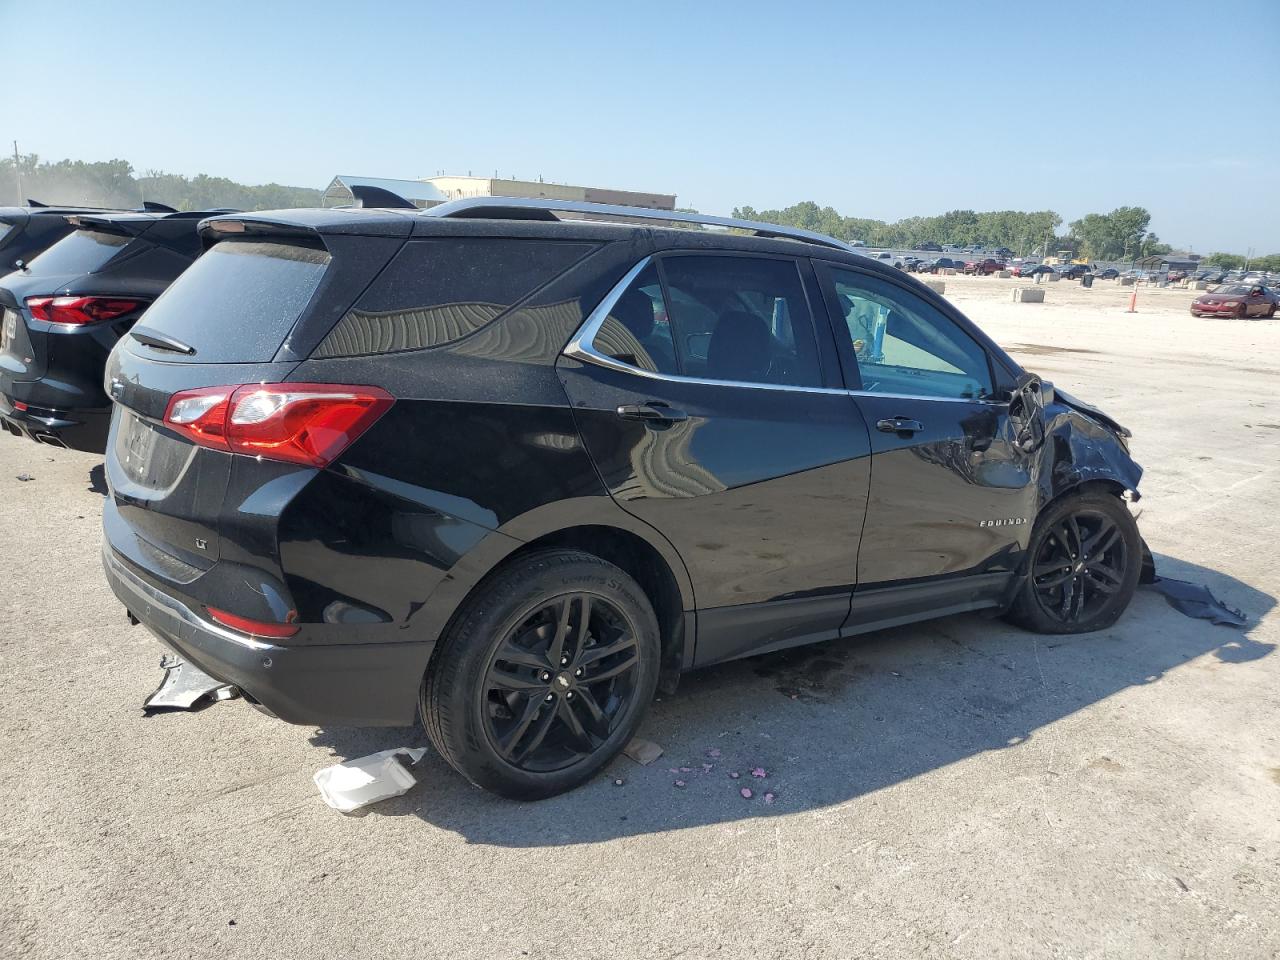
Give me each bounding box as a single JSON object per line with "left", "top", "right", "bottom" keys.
{"left": 1034, "top": 384, "right": 1143, "bottom": 512}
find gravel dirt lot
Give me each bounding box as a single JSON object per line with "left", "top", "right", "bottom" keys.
{"left": 2, "top": 274, "right": 1277, "bottom": 959}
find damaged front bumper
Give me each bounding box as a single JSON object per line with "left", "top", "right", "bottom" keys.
{"left": 102, "top": 544, "right": 431, "bottom": 726}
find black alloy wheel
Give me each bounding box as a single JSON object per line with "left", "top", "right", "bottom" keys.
{"left": 1007, "top": 491, "right": 1141, "bottom": 634}
{"left": 422, "top": 549, "right": 660, "bottom": 800}
{"left": 483, "top": 592, "right": 640, "bottom": 772}
{"left": 1030, "top": 510, "right": 1127, "bottom": 625}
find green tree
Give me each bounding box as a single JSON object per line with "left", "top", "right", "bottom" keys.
{"left": 0, "top": 153, "right": 321, "bottom": 210}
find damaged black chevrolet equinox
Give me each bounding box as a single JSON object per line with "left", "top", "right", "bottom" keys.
{"left": 102, "top": 198, "right": 1145, "bottom": 799}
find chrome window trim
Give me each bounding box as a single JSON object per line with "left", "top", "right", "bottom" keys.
{"left": 561, "top": 257, "right": 1003, "bottom": 405}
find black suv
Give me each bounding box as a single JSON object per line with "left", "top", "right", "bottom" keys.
{"left": 0, "top": 201, "right": 179, "bottom": 273}
{"left": 0, "top": 207, "right": 224, "bottom": 451}
{"left": 100, "top": 199, "right": 1145, "bottom": 799}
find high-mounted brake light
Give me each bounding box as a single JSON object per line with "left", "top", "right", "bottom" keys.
{"left": 163, "top": 383, "right": 394, "bottom": 468}
{"left": 27, "top": 295, "right": 145, "bottom": 325}
{"left": 207, "top": 606, "right": 299, "bottom": 639}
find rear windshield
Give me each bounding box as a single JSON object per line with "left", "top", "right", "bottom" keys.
{"left": 132, "top": 240, "right": 329, "bottom": 363}
{"left": 26, "top": 228, "right": 129, "bottom": 276}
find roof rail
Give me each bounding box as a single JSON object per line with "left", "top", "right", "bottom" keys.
{"left": 420, "top": 196, "right": 851, "bottom": 251}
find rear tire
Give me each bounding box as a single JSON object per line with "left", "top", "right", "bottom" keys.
{"left": 421, "top": 549, "right": 660, "bottom": 800}
{"left": 1006, "top": 491, "right": 1141, "bottom": 634}
{"left": 1236, "top": 303, "right": 1248, "bottom": 319}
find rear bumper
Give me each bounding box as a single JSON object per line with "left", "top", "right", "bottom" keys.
{"left": 0, "top": 392, "right": 111, "bottom": 452}
{"left": 102, "top": 544, "right": 432, "bottom": 726}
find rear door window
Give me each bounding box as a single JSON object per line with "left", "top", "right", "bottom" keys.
{"left": 26, "top": 229, "right": 130, "bottom": 276}
{"left": 659, "top": 255, "right": 822, "bottom": 388}
{"left": 132, "top": 240, "right": 329, "bottom": 363}
{"left": 592, "top": 263, "right": 679, "bottom": 375}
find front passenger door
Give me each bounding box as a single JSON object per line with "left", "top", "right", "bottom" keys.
{"left": 814, "top": 262, "right": 1039, "bottom": 613}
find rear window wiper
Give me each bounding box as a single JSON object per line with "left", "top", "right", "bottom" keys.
{"left": 130, "top": 326, "right": 196, "bottom": 356}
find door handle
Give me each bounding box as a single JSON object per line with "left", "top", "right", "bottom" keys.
{"left": 616, "top": 402, "right": 688, "bottom": 424}
{"left": 876, "top": 417, "right": 924, "bottom": 435}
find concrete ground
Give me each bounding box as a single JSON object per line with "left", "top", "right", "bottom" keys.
{"left": 1, "top": 274, "right": 1277, "bottom": 959}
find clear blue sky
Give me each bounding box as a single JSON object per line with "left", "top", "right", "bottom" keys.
{"left": 3, "top": 0, "right": 1277, "bottom": 253}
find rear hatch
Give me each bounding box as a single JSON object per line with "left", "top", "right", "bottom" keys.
{"left": 0, "top": 219, "right": 141, "bottom": 383}
{"left": 102, "top": 221, "right": 404, "bottom": 611}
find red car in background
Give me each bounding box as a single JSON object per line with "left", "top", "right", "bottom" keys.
{"left": 964, "top": 258, "right": 1006, "bottom": 275}
{"left": 1190, "top": 284, "right": 1278, "bottom": 319}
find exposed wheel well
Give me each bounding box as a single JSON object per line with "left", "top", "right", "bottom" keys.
{"left": 503, "top": 526, "right": 688, "bottom": 687}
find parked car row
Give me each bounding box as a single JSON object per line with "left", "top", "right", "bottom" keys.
{"left": 0, "top": 203, "right": 229, "bottom": 450}
{"left": 2, "top": 195, "right": 1153, "bottom": 799}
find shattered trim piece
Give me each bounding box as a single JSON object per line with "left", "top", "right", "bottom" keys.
{"left": 143, "top": 655, "right": 240, "bottom": 712}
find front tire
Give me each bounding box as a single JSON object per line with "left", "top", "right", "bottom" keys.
{"left": 422, "top": 549, "right": 660, "bottom": 800}
{"left": 1006, "top": 491, "right": 1141, "bottom": 634}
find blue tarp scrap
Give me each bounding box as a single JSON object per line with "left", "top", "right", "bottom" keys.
{"left": 1149, "top": 578, "right": 1247, "bottom": 627}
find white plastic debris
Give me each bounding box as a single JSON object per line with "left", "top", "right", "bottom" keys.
{"left": 313, "top": 748, "right": 427, "bottom": 813}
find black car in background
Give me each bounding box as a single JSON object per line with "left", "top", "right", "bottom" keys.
{"left": 1060, "top": 264, "right": 1092, "bottom": 280}
{"left": 0, "top": 207, "right": 226, "bottom": 451}
{"left": 920, "top": 256, "right": 963, "bottom": 273}
{"left": 915, "top": 241, "right": 942, "bottom": 251}
{"left": 100, "top": 199, "right": 1145, "bottom": 800}
{"left": 1096, "top": 268, "right": 1120, "bottom": 280}
{"left": 0, "top": 201, "right": 178, "bottom": 273}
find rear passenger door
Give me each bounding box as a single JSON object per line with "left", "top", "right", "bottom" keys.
{"left": 558, "top": 252, "right": 873, "bottom": 666}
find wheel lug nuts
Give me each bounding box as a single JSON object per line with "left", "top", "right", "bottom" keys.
{"left": 545, "top": 693, "right": 554, "bottom": 702}
{"left": 561, "top": 657, "right": 569, "bottom": 666}
{"left": 566, "top": 691, "right": 574, "bottom": 700}
{"left": 574, "top": 668, "right": 583, "bottom": 677}
{"left": 540, "top": 671, "right": 551, "bottom": 681}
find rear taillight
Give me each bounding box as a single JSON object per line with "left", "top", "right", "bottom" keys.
{"left": 27, "top": 296, "right": 146, "bottom": 325}
{"left": 163, "top": 383, "right": 394, "bottom": 468}
{"left": 207, "top": 606, "right": 299, "bottom": 639}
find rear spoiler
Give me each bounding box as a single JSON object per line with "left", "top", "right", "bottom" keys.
{"left": 347, "top": 184, "right": 416, "bottom": 209}
{"left": 64, "top": 214, "right": 149, "bottom": 237}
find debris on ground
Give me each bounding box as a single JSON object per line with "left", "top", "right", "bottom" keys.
{"left": 729, "top": 772, "right": 740, "bottom": 779}
{"left": 143, "top": 655, "right": 239, "bottom": 713}
{"left": 15, "top": 474, "right": 34, "bottom": 482}
{"left": 674, "top": 780, "right": 686, "bottom": 788}
{"left": 764, "top": 793, "right": 775, "bottom": 804}
{"left": 1150, "top": 578, "right": 1247, "bottom": 627}
{"left": 740, "top": 788, "right": 753, "bottom": 799}
{"left": 623, "top": 737, "right": 664, "bottom": 765}
{"left": 313, "top": 747, "right": 428, "bottom": 813}
{"left": 707, "top": 748, "right": 721, "bottom": 758}
{"left": 613, "top": 778, "right": 625, "bottom": 787}
{"left": 751, "top": 767, "right": 767, "bottom": 778}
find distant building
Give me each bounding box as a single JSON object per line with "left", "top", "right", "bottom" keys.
{"left": 423, "top": 176, "right": 675, "bottom": 211}
{"left": 322, "top": 175, "right": 447, "bottom": 209}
